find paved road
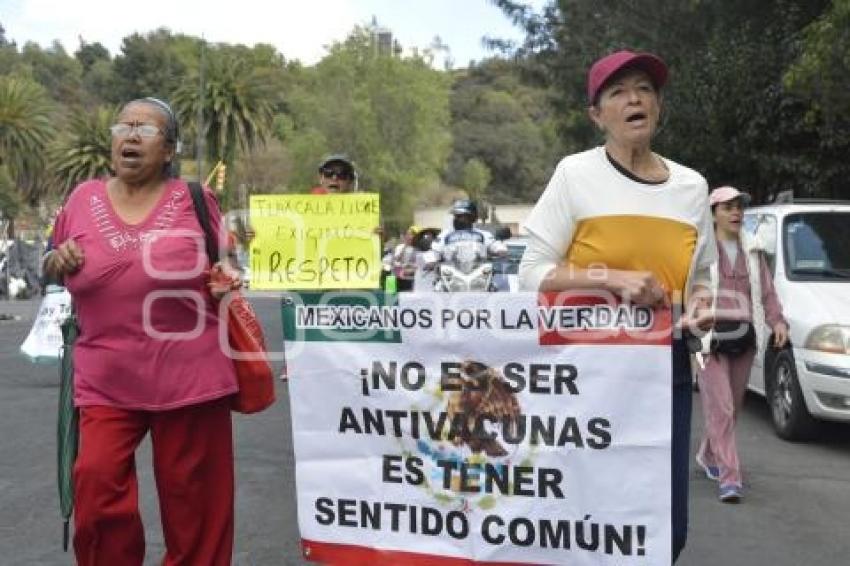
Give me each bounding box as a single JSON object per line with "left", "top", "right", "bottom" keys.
{"left": 1, "top": 297, "right": 848, "bottom": 565}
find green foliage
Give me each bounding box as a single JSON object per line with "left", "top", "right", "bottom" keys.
{"left": 461, "top": 158, "right": 491, "bottom": 201}
{"left": 0, "top": 165, "right": 21, "bottom": 219}
{"left": 286, "top": 27, "right": 452, "bottom": 231}
{"left": 50, "top": 105, "right": 116, "bottom": 193}
{"left": 111, "top": 29, "right": 199, "bottom": 103}
{"left": 18, "top": 41, "right": 85, "bottom": 106}
{"left": 74, "top": 41, "right": 110, "bottom": 72}
{"left": 172, "top": 45, "right": 277, "bottom": 208}
{"left": 493, "top": 0, "right": 847, "bottom": 201}
{"left": 785, "top": 0, "right": 850, "bottom": 111}
{"left": 4, "top": 6, "right": 848, "bottom": 221}
{"left": 447, "top": 58, "right": 562, "bottom": 202}
{"left": 231, "top": 138, "right": 293, "bottom": 196}
{"left": 174, "top": 51, "right": 274, "bottom": 162}
{"left": 0, "top": 76, "right": 55, "bottom": 203}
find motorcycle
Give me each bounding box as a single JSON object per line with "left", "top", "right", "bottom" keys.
{"left": 424, "top": 235, "right": 504, "bottom": 292}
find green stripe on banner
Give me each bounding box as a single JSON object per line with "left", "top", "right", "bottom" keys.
{"left": 281, "top": 291, "right": 402, "bottom": 343}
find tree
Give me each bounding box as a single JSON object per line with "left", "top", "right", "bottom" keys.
{"left": 172, "top": 46, "right": 277, "bottom": 207}
{"left": 19, "top": 41, "right": 85, "bottom": 106}
{"left": 0, "top": 165, "right": 22, "bottom": 221}
{"left": 111, "top": 29, "right": 199, "bottom": 103}
{"left": 493, "top": 0, "right": 843, "bottom": 201}
{"left": 784, "top": 0, "right": 850, "bottom": 119}
{"left": 286, "top": 27, "right": 452, "bottom": 231}
{"left": 51, "top": 105, "right": 116, "bottom": 193}
{"left": 782, "top": 0, "right": 850, "bottom": 199}
{"left": 231, "top": 138, "right": 293, "bottom": 195}
{"left": 447, "top": 58, "right": 562, "bottom": 203}
{"left": 0, "top": 76, "right": 55, "bottom": 203}
{"left": 0, "top": 38, "right": 18, "bottom": 80}
{"left": 461, "top": 158, "right": 491, "bottom": 202}
{"left": 74, "top": 40, "right": 110, "bottom": 72}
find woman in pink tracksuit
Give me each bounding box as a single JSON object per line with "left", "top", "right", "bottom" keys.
{"left": 696, "top": 186, "right": 789, "bottom": 503}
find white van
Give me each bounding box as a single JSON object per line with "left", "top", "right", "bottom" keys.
{"left": 743, "top": 201, "right": 850, "bottom": 440}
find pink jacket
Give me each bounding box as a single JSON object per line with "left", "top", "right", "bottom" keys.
{"left": 714, "top": 239, "right": 785, "bottom": 328}
{"left": 700, "top": 235, "right": 787, "bottom": 354}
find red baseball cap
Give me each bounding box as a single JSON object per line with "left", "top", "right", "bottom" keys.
{"left": 587, "top": 50, "right": 668, "bottom": 104}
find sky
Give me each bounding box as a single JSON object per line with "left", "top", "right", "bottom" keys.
{"left": 0, "top": 0, "right": 544, "bottom": 67}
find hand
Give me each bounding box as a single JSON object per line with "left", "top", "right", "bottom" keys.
{"left": 208, "top": 262, "right": 243, "bottom": 299}
{"left": 677, "top": 292, "right": 714, "bottom": 334}
{"left": 773, "top": 322, "right": 789, "bottom": 348}
{"left": 607, "top": 270, "right": 668, "bottom": 307}
{"left": 678, "top": 309, "right": 715, "bottom": 334}
{"left": 47, "top": 240, "right": 85, "bottom": 277}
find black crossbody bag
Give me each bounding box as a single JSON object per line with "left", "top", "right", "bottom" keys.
{"left": 711, "top": 320, "right": 756, "bottom": 356}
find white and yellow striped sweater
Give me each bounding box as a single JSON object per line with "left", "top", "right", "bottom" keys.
{"left": 520, "top": 146, "right": 716, "bottom": 301}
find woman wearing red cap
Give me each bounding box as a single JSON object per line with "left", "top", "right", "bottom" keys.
{"left": 520, "top": 50, "right": 716, "bottom": 562}
{"left": 695, "top": 186, "right": 788, "bottom": 503}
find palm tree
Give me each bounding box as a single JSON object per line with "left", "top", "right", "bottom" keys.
{"left": 0, "top": 76, "right": 55, "bottom": 204}
{"left": 173, "top": 50, "right": 275, "bottom": 184}
{"left": 51, "top": 106, "right": 116, "bottom": 194}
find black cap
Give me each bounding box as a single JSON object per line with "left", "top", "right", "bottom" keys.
{"left": 318, "top": 154, "right": 355, "bottom": 174}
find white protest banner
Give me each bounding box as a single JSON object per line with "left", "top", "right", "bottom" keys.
{"left": 283, "top": 291, "right": 672, "bottom": 565}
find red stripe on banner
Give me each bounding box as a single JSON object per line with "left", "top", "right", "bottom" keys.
{"left": 537, "top": 292, "right": 672, "bottom": 347}
{"left": 300, "top": 539, "right": 545, "bottom": 566}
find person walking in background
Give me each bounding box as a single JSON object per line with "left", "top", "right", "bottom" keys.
{"left": 391, "top": 225, "right": 421, "bottom": 291}
{"left": 695, "top": 186, "right": 788, "bottom": 503}
{"left": 518, "top": 50, "right": 716, "bottom": 562}
{"left": 44, "top": 97, "right": 241, "bottom": 565}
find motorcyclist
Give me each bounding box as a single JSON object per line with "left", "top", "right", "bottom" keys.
{"left": 425, "top": 199, "right": 507, "bottom": 269}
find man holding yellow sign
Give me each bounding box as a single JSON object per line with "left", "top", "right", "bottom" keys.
{"left": 249, "top": 155, "right": 382, "bottom": 290}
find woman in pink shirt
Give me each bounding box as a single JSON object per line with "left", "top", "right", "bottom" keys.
{"left": 45, "top": 97, "right": 240, "bottom": 565}
{"left": 696, "top": 186, "right": 789, "bottom": 503}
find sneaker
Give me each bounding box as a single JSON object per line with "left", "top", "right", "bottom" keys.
{"left": 695, "top": 453, "right": 721, "bottom": 481}
{"left": 719, "top": 484, "right": 742, "bottom": 503}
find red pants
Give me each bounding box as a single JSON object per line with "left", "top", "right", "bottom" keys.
{"left": 73, "top": 397, "right": 234, "bottom": 566}
{"left": 696, "top": 349, "right": 756, "bottom": 487}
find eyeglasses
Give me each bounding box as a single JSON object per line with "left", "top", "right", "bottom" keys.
{"left": 320, "top": 169, "right": 352, "bottom": 180}
{"left": 109, "top": 122, "right": 164, "bottom": 138}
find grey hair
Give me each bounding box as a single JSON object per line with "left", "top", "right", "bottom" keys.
{"left": 127, "top": 97, "right": 182, "bottom": 177}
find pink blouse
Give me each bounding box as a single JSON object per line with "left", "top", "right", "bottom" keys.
{"left": 53, "top": 178, "right": 237, "bottom": 410}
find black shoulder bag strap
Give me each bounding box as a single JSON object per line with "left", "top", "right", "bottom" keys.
{"left": 188, "top": 181, "right": 220, "bottom": 264}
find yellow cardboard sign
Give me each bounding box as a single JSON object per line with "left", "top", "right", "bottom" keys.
{"left": 249, "top": 193, "right": 381, "bottom": 290}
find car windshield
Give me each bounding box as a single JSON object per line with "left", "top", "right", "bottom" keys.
{"left": 493, "top": 242, "right": 527, "bottom": 275}
{"left": 784, "top": 212, "right": 850, "bottom": 281}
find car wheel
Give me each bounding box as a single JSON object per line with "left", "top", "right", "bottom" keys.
{"left": 768, "top": 349, "right": 819, "bottom": 441}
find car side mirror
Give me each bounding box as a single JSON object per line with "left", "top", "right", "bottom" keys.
{"left": 751, "top": 220, "right": 777, "bottom": 255}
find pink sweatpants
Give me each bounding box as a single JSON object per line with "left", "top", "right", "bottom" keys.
{"left": 696, "top": 348, "right": 756, "bottom": 486}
